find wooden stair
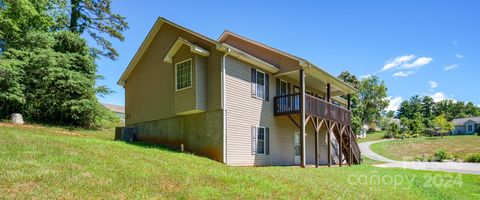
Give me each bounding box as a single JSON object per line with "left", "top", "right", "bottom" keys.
{"left": 332, "top": 130, "right": 361, "bottom": 165}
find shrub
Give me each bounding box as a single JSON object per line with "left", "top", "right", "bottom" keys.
{"left": 433, "top": 149, "right": 449, "bottom": 162}
{"left": 411, "top": 133, "right": 420, "bottom": 138}
{"left": 464, "top": 153, "right": 480, "bottom": 163}
{"left": 383, "top": 132, "right": 394, "bottom": 139}
{"left": 414, "top": 154, "right": 428, "bottom": 162}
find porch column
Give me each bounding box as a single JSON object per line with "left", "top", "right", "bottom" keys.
{"left": 347, "top": 94, "right": 351, "bottom": 110}
{"left": 299, "top": 69, "right": 306, "bottom": 168}
{"left": 326, "top": 83, "right": 331, "bottom": 102}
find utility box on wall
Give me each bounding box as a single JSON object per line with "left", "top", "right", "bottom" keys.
{"left": 115, "top": 127, "right": 137, "bottom": 142}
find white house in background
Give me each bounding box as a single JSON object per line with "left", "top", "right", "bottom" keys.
{"left": 452, "top": 117, "right": 480, "bottom": 135}
{"left": 102, "top": 103, "right": 125, "bottom": 124}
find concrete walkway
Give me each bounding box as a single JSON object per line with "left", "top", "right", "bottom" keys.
{"left": 360, "top": 140, "right": 480, "bottom": 175}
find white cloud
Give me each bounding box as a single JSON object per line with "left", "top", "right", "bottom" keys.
{"left": 430, "top": 92, "right": 450, "bottom": 102}
{"left": 402, "top": 57, "right": 433, "bottom": 69}
{"left": 429, "top": 81, "right": 438, "bottom": 89}
{"left": 444, "top": 64, "right": 458, "bottom": 71}
{"left": 382, "top": 55, "right": 415, "bottom": 71}
{"left": 386, "top": 96, "right": 403, "bottom": 111}
{"left": 393, "top": 71, "right": 414, "bottom": 77}
{"left": 455, "top": 54, "right": 464, "bottom": 59}
{"left": 359, "top": 74, "right": 371, "bottom": 79}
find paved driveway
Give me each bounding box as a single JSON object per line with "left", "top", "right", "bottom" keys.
{"left": 360, "top": 140, "right": 480, "bottom": 175}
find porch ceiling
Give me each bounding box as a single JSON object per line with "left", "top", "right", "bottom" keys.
{"left": 278, "top": 70, "right": 346, "bottom": 97}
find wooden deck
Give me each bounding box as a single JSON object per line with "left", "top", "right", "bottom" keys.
{"left": 273, "top": 93, "right": 361, "bottom": 165}
{"left": 274, "top": 93, "right": 351, "bottom": 125}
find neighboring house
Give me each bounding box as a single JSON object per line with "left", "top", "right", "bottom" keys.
{"left": 102, "top": 103, "right": 125, "bottom": 124}
{"left": 117, "top": 17, "right": 360, "bottom": 167}
{"left": 452, "top": 117, "right": 480, "bottom": 135}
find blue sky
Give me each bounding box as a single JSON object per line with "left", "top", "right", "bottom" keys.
{"left": 93, "top": 0, "right": 480, "bottom": 111}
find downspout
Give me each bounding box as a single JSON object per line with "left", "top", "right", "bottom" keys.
{"left": 221, "top": 48, "right": 231, "bottom": 164}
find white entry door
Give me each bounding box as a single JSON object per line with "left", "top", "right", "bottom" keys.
{"left": 294, "top": 131, "right": 301, "bottom": 165}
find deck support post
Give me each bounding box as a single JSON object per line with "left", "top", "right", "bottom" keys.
{"left": 348, "top": 128, "right": 352, "bottom": 166}
{"left": 326, "top": 83, "right": 332, "bottom": 167}
{"left": 299, "top": 69, "right": 306, "bottom": 168}
{"left": 315, "top": 127, "right": 319, "bottom": 168}
{"left": 339, "top": 127, "right": 343, "bottom": 167}
{"left": 327, "top": 121, "right": 331, "bottom": 167}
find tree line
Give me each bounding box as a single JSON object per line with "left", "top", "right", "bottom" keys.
{"left": 388, "top": 95, "right": 480, "bottom": 135}
{"left": 0, "top": 0, "right": 127, "bottom": 128}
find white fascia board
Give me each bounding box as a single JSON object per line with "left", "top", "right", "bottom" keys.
{"left": 216, "top": 43, "right": 279, "bottom": 73}
{"left": 164, "top": 37, "right": 210, "bottom": 63}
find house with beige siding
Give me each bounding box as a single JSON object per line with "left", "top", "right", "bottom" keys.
{"left": 118, "top": 17, "right": 360, "bottom": 167}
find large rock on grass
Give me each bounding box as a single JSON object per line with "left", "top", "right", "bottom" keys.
{"left": 10, "top": 113, "right": 24, "bottom": 124}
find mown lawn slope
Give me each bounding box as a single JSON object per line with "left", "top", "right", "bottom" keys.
{"left": 1, "top": 124, "right": 479, "bottom": 199}
{"left": 371, "top": 135, "right": 480, "bottom": 161}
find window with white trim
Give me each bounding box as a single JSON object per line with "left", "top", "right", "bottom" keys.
{"left": 175, "top": 59, "right": 192, "bottom": 90}
{"left": 252, "top": 126, "right": 269, "bottom": 155}
{"left": 256, "top": 127, "right": 266, "bottom": 154}
{"left": 251, "top": 68, "right": 269, "bottom": 100}
{"left": 256, "top": 70, "right": 265, "bottom": 99}
{"left": 468, "top": 124, "right": 474, "bottom": 133}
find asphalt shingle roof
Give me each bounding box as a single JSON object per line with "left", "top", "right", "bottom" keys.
{"left": 452, "top": 117, "right": 480, "bottom": 126}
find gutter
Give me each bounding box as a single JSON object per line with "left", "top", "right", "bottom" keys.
{"left": 221, "top": 48, "right": 231, "bottom": 164}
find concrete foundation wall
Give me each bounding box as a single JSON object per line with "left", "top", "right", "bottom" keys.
{"left": 130, "top": 110, "right": 224, "bottom": 162}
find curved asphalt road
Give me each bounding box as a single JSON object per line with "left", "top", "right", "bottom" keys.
{"left": 360, "top": 140, "right": 480, "bottom": 175}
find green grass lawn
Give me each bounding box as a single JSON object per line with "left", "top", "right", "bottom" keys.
{"left": 1, "top": 124, "right": 480, "bottom": 199}
{"left": 370, "top": 135, "right": 480, "bottom": 161}
{"left": 358, "top": 130, "right": 386, "bottom": 143}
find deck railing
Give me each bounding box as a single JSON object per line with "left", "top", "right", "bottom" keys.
{"left": 274, "top": 93, "right": 351, "bottom": 125}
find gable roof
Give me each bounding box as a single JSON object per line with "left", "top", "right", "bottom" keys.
{"left": 117, "top": 17, "right": 218, "bottom": 86}
{"left": 218, "top": 31, "right": 357, "bottom": 94}
{"left": 117, "top": 17, "right": 357, "bottom": 94}
{"left": 452, "top": 117, "right": 480, "bottom": 126}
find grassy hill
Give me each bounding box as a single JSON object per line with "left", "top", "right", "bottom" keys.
{"left": 1, "top": 124, "right": 479, "bottom": 199}
{"left": 371, "top": 135, "right": 480, "bottom": 161}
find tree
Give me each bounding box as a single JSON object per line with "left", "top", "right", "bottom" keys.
{"left": 400, "top": 112, "right": 425, "bottom": 134}
{"left": 397, "top": 100, "right": 411, "bottom": 119}
{"left": 422, "top": 96, "right": 435, "bottom": 129}
{"left": 384, "top": 118, "right": 400, "bottom": 138}
{"left": 337, "top": 71, "right": 361, "bottom": 133}
{"left": 433, "top": 114, "right": 454, "bottom": 138}
{"left": 338, "top": 71, "right": 360, "bottom": 89}
{"left": 385, "top": 110, "right": 395, "bottom": 118}
{"left": 356, "top": 76, "right": 389, "bottom": 125}
{"left": 338, "top": 74, "right": 389, "bottom": 134}
{"left": 0, "top": 0, "right": 55, "bottom": 52}
{"left": 0, "top": 0, "right": 120, "bottom": 128}
{"left": 67, "top": 0, "right": 128, "bottom": 59}
{"left": 464, "top": 102, "right": 480, "bottom": 117}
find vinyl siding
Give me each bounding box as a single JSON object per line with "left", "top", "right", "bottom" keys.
{"left": 125, "top": 23, "right": 221, "bottom": 125}
{"left": 225, "top": 56, "right": 330, "bottom": 166}
{"left": 173, "top": 46, "right": 196, "bottom": 113}
{"left": 196, "top": 55, "right": 206, "bottom": 110}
